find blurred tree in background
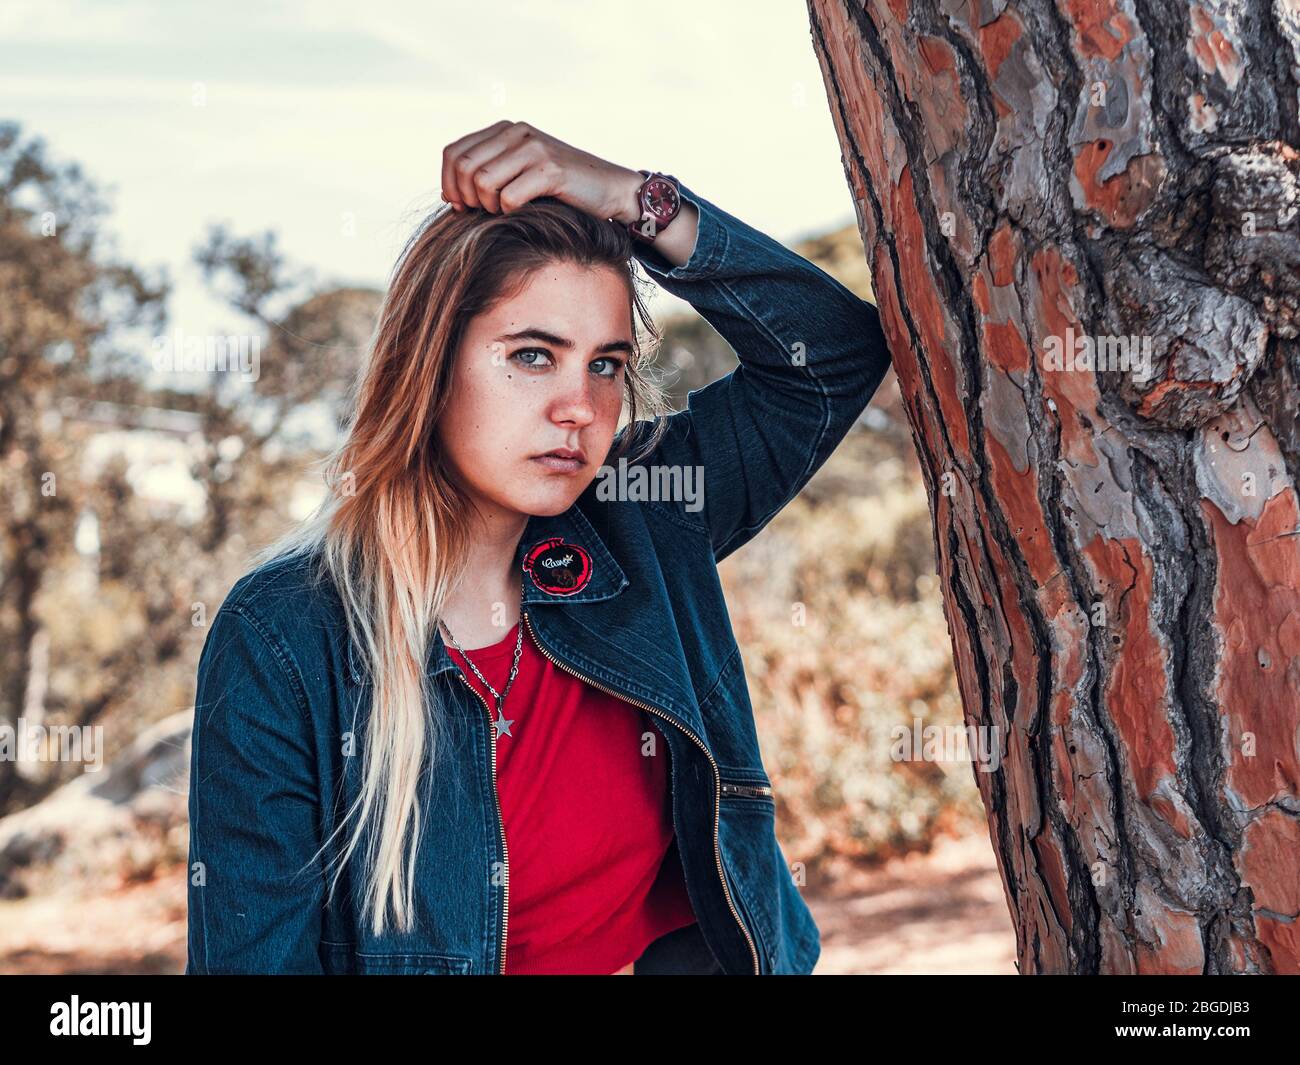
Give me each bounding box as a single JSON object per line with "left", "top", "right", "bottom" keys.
{"left": 0, "top": 121, "right": 380, "bottom": 818}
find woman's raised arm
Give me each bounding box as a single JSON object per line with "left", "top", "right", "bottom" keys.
{"left": 630, "top": 179, "right": 893, "bottom": 561}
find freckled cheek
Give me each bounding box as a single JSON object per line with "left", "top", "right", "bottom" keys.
{"left": 445, "top": 379, "right": 503, "bottom": 461}
{"left": 467, "top": 377, "right": 534, "bottom": 466}
{"left": 459, "top": 371, "right": 517, "bottom": 430}
{"left": 599, "top": 392, "right": 624, "bottom": 429}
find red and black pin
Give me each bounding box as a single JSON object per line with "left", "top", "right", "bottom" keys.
{"left": 522, "top": 537, "right": 593, "bottom": 596}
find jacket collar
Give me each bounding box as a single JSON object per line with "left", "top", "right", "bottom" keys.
{"left": 345, "top": 502, "right": 627, "bottom": 685}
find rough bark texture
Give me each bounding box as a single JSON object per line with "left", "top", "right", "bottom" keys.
{"left": 809, "top": 0, "right": 1300, "bottom": 973}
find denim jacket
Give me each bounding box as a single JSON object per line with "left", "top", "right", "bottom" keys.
{"left": 185, "top": 179, "right": 892, "bottom": 975}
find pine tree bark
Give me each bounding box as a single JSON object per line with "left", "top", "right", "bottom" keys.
{"left": 809, "top": 0, "right": 1300, "bottom": 973}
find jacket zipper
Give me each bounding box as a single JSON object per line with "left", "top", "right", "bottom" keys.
{"left": 521, "top": 609, "right": 762, "bottom": 975}
{"left": 452, "top": 670, "right": 511, "bottom": 975}
{"left": 720, "top": 782, "right": 774, "bottom": 800}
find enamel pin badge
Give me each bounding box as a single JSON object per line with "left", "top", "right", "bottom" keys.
{"left": 523, "top": 537, "right": 593, "bottom": 596}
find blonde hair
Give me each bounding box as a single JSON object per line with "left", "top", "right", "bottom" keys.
{"left": 253, "top": 196, "right": 671, "bottom": 935}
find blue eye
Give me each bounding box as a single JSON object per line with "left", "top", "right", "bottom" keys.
{"left": 510, "top": 348, "right": 553, "bottom": 369}
{"left": 508, "top": 348, "right": 624, "bottom": 377}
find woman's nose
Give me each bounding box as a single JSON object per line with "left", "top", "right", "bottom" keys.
{"left": 550, "top": 374, "right": 597, "bottom": 426}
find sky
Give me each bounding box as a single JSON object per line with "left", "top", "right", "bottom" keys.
{"left": 2, "top": 0, "right": 861, "bottom": 337}
{"left": 2, "top": 0, "right": 865, "bottom": 522}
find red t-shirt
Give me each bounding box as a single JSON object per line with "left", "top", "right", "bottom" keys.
{"left": 446, "top": 619, "right": 698, "bottom": 974}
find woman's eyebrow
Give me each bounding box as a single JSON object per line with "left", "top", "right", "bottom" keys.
{"left": 494, "top": 328, "right": 634, "bottom": 356}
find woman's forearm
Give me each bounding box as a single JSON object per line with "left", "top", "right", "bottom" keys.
{"left": 439, "top": 124, "right": 702, "bottom": 268}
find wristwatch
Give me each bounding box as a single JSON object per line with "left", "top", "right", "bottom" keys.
{"left": 628, "top": 170, "right": 682, "bottom": 243}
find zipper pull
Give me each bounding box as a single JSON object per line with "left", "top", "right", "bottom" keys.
{"left": 721, "top": 782, "right": 773, "bottom": 799}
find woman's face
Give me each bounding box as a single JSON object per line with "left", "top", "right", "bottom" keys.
{"left": 436, "top": 259, "right": 633, "bottom": 525}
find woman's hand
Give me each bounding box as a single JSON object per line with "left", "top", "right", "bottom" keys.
{"left": 440, "top": 120, "right": 644, "bottom": 225}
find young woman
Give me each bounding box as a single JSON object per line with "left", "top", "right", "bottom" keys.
{"left": 185, "top": 121, "right": 892, "bottom": 975}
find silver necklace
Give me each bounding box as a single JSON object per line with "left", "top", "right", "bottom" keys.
{"left": 439, "top": 582, "right": 525, "bottom": 739}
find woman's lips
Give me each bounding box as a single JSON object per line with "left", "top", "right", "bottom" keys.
{"left": 531, "top": 454, "right": 584, "bottom": 473}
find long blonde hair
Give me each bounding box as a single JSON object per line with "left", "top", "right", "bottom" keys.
{"left": 252, "top": 196, "right": 671, "bottom": 935}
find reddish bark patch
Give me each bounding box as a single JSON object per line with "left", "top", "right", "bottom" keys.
{"left": 972, "top": 485, "right": 1044, "bottom": 717}
{"left": 907, "top": 36, "right": 967, "bottom": 164}
{"left": 1031, "top": 833, "right": 1075, "bottom": 937}
{"left": 1030, "top": 246, "right": 1101, "bottom": 465}
{"left": 1149, "top": 791, "right": 1193, "bottom": 840}
{"left": 1063, "top": 0, "right": 1135, "bottom": 60}
{"left": 987, "top": 432, "right": 1056, "bottom": 582}
{"left": 979, "top": 11, "right": 1023, "bottom": 81}
{"left": 1241, "top": 806, "right": 1300, "bottom": 973}
{"left": 884, "top": 0, "right": 909, "bottom": 25}
{"left": 1190, "top": 5, "right": 1244, "bottom": 89}
{"left": 987, "top": 222, "right": 1020, "bottom": 287}
{"left": 973, "top": 271, "right": 991, "bottom": 316}
{"left": 1073, "top": 143, "right": 1166, "bottom": 228}
{"left": 1257, "top": 920, "right": 1300, "bottom": 974}
{"left": 983, "top": 319, "right": 1033, "bottom": 376}
{"left": 918, "top": 34, "right": 955, "bottom": 77}
{"left": 1135, "top": 905, "right": 1205, "bottom": 974}
{"left": 1137, "top": 375, "right": 1234, "bottom": 424}
{"left": 891, "top": 166, "right": 973, "bottom": 459}
{"left": 1202, "top": 489, "right": 1300, "bottom": 811}
{"left": 1240, "top": 809, "right": 1300, "bottom": 918}
{"left": 873, "top": 241, "right": 952, "bottom": 477}
{"left": 814, "top": 0, "right": 896, "bottom": 247}
{"left": 1082, "top": 536, "right": 1177, "bottom": 805}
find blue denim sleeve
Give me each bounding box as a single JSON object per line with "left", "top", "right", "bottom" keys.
{"left": 631, "top": 179, "right": 892, "bottom": 562}
{"left": 186, "top": 605, "right": 326, "bottom": 974}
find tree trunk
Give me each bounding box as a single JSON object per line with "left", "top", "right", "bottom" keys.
{"left": 808, "top": 0, "right": 1300, "bottom": 973}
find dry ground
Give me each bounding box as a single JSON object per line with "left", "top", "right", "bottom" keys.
{"left": 0, "top": 829, "right": 1016, "bottom": 975}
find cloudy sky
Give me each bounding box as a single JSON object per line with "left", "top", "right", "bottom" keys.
{"left": 2, "top": 0, "right": 862, "bottom": 340}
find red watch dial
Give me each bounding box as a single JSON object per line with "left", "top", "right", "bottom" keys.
{"left": 631, "top": 171, "right": 681, "bottom": 241}
{"left": 643, "top": 176, "right": 680, "bottom": 221}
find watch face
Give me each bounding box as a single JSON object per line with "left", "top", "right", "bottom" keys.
{"left": 643, "top": 176, "right": 680, "bottom": 220}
